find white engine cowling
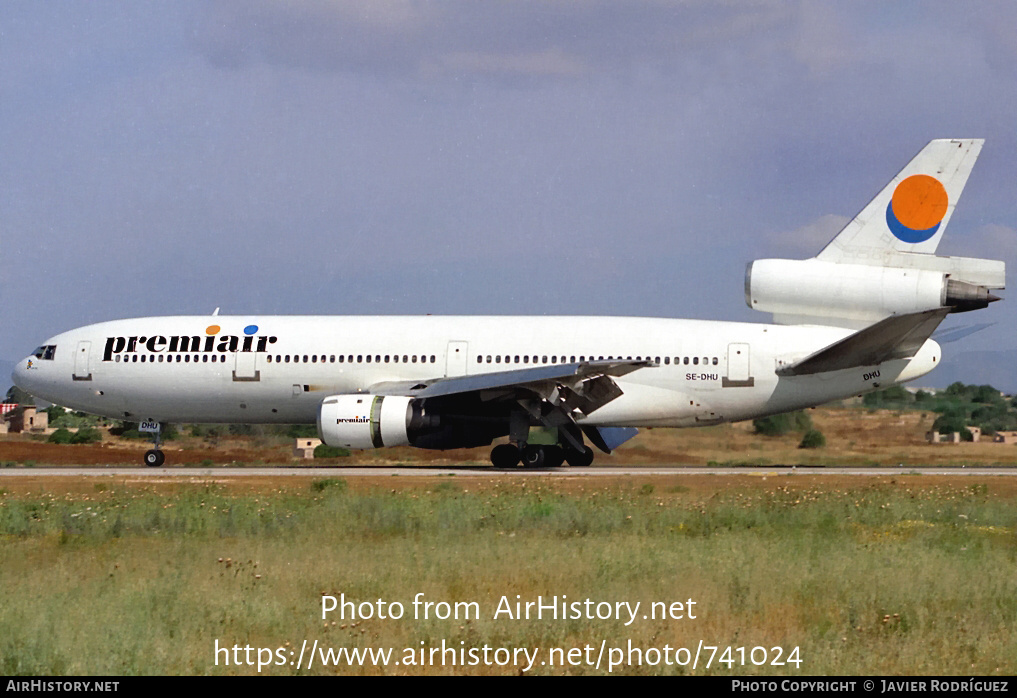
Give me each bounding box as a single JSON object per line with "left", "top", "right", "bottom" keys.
{"left": 317, "top": 394, "right": 414, "bottom": 449}
{"left": 745, "top": 258, "right": 995, "bottom": 326}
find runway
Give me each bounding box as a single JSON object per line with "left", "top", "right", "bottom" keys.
{"left": 2, "top": 465, "right": 1017, "bottom": 477}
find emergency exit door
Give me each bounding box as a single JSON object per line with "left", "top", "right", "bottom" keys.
{"left": 723, "top": 343, "right": 754, "bottom": 387}
{"left": 445, "top": 341, "right": 469, "bottom": 377}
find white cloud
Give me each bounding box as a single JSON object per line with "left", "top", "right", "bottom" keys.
{"left": 763, "top": 214, "right": 850, "bottom": 258}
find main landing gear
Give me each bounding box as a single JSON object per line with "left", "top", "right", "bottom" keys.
{"left": 490, "top": 443, "right": 595, "bottom": 469}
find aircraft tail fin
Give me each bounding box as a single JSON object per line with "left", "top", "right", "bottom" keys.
{"left": 746, "top": 138, "right": 1004, "bottom": 328}
{"left": 817, "top": 139, "right": 983, "bottom": 262}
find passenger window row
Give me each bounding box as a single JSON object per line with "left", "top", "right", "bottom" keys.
{"left": 113, "top": 353, "right": 441, "bottom": 365}
{"left": 115, "top": 354, "right": 224, "bottom": 363}
{"left": 113, "top": 352, "right": 719, "bottom": 367}
{"left": 475, "top": 354, "right": 720, "bottom": 366}
{"left": 266, "top": 354, "right": 438, "bottom": 365}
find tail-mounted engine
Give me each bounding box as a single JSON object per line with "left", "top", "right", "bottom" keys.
{"left": 745, "top": 257, "right": 1002, "bottom": 327}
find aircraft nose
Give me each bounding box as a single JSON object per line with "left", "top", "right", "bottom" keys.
{"left": 12, "top": 358, "right": 33, "bottom": 393}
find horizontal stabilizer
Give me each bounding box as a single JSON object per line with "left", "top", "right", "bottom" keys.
{"left": 776, "top": 308, "right": 950, "bottom": 377}
{"left": 932, "top": 322, "right": 996, "bottom": 344}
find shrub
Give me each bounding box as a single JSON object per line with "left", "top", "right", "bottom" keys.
{"left": 288, "top": 424, "right": 319, "bottom": 438}
{"left": 109, "top": 422, "right": 144, "bottom": 439}
{"left": 933, "top": 410, "right": 969, "bottom": 436}
{"left": 47, "top": 429, "right": 74, "bottom": 444}
{"left": 314, "top": 444, "right": 350, "bottom": 459}
{"left": 753, "top": 410, "right": 812, "bottom": 436}
{"left": 862, "top": 386, "right": 912, "bottom": 407}
{"left": 798, "top": 429, "right": 826, "bottom": 449}
{"left": 70, "top": 427, "right": 103, "bottom": 444}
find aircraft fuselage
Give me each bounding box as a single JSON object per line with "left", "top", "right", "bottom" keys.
{"left": 12, "top": 314, "right": 940, "bottom": 429}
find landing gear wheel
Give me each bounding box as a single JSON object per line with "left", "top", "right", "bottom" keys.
{"left": 521, "top": 445, "right": 546, "bottom": 468}
{"left": 565, "top": 446, "right": 595, "bottom": 467}
{"left": 543, "top": 445, "right": 565, "bottom": 468}
{"left": 144, "top": 449, "right": 165, "bottom": 467}
{"left": 490, "top": 444, "right": 521, "bottom": 468}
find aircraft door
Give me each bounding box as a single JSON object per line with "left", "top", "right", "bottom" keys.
{"left": 233, "top": 351, "right": 260, "bottom": 381}
{"left": 723, "top": 343, "right": 754, "bottom": 387}
{"left": 73, "top": 341, "right": 92, "bottom": 381}
{"left": 445, "top": 341, "right": 469, "bottom": 377}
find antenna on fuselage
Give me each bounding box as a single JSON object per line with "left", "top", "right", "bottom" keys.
{"left": 212, "top": 307, "right": 220, "bottom": 316}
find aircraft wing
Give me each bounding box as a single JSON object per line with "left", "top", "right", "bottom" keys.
{"left": 776, "top": 307, "right": 950, "bottom": 377}
{"left": 369, "top": 359, "right": 653, "bottom": 415}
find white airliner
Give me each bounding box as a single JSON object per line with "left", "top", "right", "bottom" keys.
{"left": 12, "top": 139, "right": 1005, "bottom": 467}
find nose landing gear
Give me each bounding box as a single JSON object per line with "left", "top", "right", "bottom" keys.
{"left": 143, "top": 427, "right": 165, "bottom": 467}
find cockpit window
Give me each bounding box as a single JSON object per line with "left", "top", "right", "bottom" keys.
{"left": 32, "top": 345, "right": 56, "bottom": 360}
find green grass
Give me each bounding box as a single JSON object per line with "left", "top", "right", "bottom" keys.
{"left": 0, "top": 481, "right": 1015, "bottom": 675}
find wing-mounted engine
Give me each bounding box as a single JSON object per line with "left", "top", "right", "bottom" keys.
{"left": 317, "top": 394, "right": 438, "bottom": 449}
{"left": 745, "top": 256, "right": 1002, "bottom": 328}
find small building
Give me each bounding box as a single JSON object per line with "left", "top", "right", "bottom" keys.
{"left": 293, "top": 438, "right": 322, "bottom": 459}
{"left": 993, "top": 431, "right": 1017, "bottom": 445}
{"left": 926, "top": 426, "right": 980, "bottom": 444}
{"left": 3, "top": 406, "right": 48, "bottom": 433}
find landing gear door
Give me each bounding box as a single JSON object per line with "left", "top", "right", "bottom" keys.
{"left": 723, "top": 343, "right": 754, "bottom": 387}
{"left": 233, "top": 351, "right": 260, "bottom": 382}
{"left": 445, "top": 341, "right": 469, "bottom": 377}
{"left": 73, "top": 341, "right": 92, "bottom": 381}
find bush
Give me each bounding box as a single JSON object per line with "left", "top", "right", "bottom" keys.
{"left": 109, "top": 422, "right": 143, "bottom": 439}
{"left": 863, "top": 386, "right": 912, "bottom": 407}
{"left": 70, "top": 427, "right": 103, "bottom": 444}
{"left": 973, "top": 385, "right": 1003, "bottom": 404}
{"left": 314, "top": 444, "right": 350, "bottom": 459}
{"left": 753, "top": 410, "right": 812, "bottom": 436}
{"left": 798, "top": 429, "right": 826, "bottom": 449}
{"left": 42, "top": 406, "right": 67, "bottom": 421}
{"left": 933, "top": 410, "right": 969, "bottom": 435}
{"left": 47, "top": 428, "right": 74, "bottom": 444}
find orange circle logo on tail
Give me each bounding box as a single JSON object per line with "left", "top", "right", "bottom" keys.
{"left": 886, "top": 175, "right": 948, "bottom": 243}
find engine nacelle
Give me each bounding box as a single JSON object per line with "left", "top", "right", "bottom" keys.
{"left": 317, "top": 394, "right": 420, "bottom": 449}
{"left": 745, "top": 258, "right": 997, "bottom": 326}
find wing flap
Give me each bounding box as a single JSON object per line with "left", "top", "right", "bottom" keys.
{"left": 776, "top": 308, "right": 950, "bottom": 377}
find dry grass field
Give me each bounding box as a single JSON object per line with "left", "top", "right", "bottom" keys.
{"left": 2, "top": 406, "right": 1016, "bottom": 675}
{"left": 1, "top": 472, "right": 1016, "bottom": 675}
{"left": 1, "top": 406, "right": 1015, "bottom": 467}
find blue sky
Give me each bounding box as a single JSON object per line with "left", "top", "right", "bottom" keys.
{"left": 2, "top": 1, "right": 1014, "bottom": 371}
